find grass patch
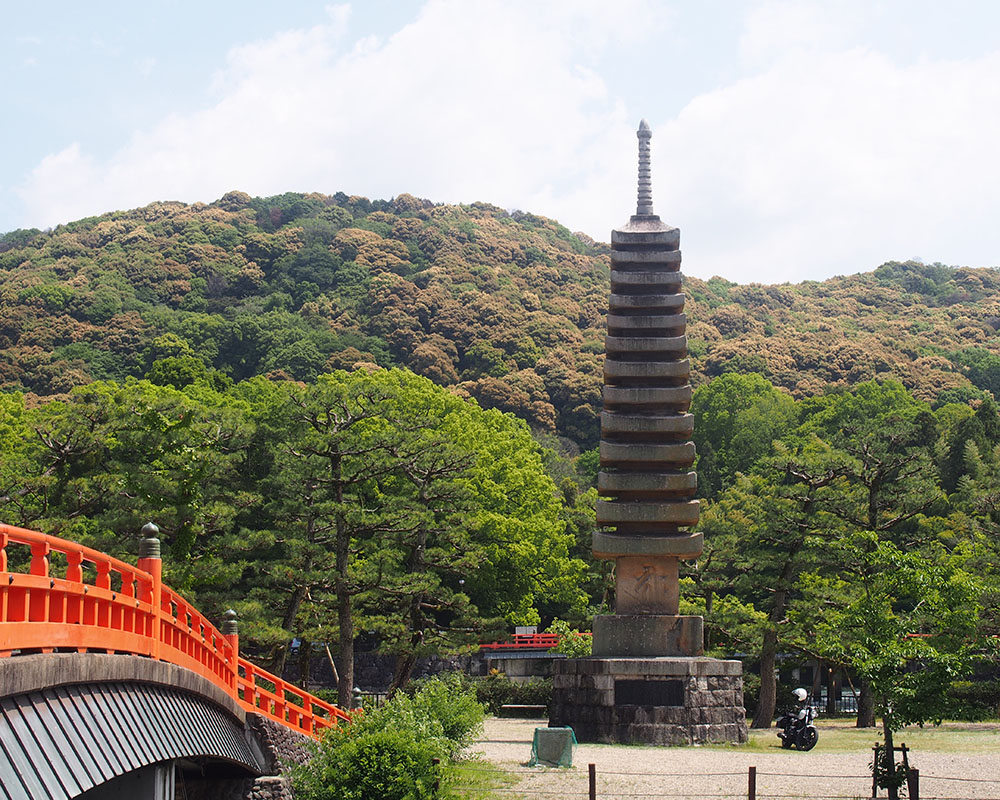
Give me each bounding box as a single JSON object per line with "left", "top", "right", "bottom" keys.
{"left": 705, "top": 720, "right": 1000, "bottom": 754}
{"left": 443, "top": 758, "right": 524, "bottom": 799}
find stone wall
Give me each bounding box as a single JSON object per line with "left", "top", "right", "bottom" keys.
{"left": 282, "top": 650, "right": 480, "bottom": 692}
{"left": 550, "top": 657, "right": 748, "bottom": 745}
{"left": 246, "top": 714, "right": 315, "bottom": 773}
{"left": 180, "top": 775, "right": 293, "bottom": 800}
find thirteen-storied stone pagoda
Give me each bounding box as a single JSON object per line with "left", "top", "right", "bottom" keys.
{"left": 593, "top": 118, "right": 702, "bottom": 654}
{"left": 550, "top": 121, "right": 748, "bottom": 745}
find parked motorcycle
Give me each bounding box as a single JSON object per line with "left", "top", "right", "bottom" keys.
{"left": 776, "top": 688, "right": 819, "bottom": 751}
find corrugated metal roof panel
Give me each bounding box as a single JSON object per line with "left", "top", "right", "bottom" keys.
{"left": 0, "top": 682, "right": 262, "bottom": 800}
{"left": 44, "top": 689, "right": 112, "bottom": 785}
{"left": 37, "top": 694, "right": 94, "bottom": 793}
{"left": 12, "top": 694, "right": 83, "bottom": 798}
{"left": 1, "top": 696, "right": 55, "bottom": 800}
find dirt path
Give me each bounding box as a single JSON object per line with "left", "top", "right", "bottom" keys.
{"left": 468, "top": 718, "right": 1000, "bottom": 799}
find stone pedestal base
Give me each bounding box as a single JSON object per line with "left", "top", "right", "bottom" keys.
{"left": 549, "top": 657, "right": 748, "bottom": 745}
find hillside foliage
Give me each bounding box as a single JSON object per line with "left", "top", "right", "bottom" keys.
{"left": 3, "top": 191, "right": 1000, "bottom": 454}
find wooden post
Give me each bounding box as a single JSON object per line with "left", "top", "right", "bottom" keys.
{"left": 29, "top": 541, "right": 51, "bottom": 623}
{"left": 748, "top": 765, "right": 756, "bottom": 800}
{"left": 65, "top": 550, "right": 82, "bottom": 583}
{"left": 907, "top": 768, "right": 919, "bottom": 800}
{"left": 872, "top": 744, "right": 879, "bottom": 799}
{"left": 589, "top": 763, "right": 596, "bottom": 800}
{"left": 137, "top": 523, "right": 162, "bottom": 659}
{"left": 29, "top": 540, "right": 50, "bottom": 577}
{"left": 222, "top": 609, "right": 240, "bottom": 691}
{"left": 431, "top": 757, "right": 440, "bottom": 795}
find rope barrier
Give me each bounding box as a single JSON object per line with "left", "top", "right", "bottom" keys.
{"left": 754, "top": 772, "right": 870, "bottom": 779}
{"left": 920, "top": 773, "right": 1000, "bottom": 784}
{"left": 455, "top": 792, "right": 1000, "bottom": 800}
{"left": 451, "top": 768, "right": 1000, "bottom": 800}
{"left": 455, "top": 764, "right": 869, "bottom": 780}
{"left": 482, "top": 790, "right": 588, "bottom": 796}
{"left": 598, "top": 770, "right": 746, "bottom": 777}
{"left": 470, "top": 792, "right": 740, "bottom": 799}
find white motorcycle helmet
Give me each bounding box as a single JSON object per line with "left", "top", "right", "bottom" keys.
{"left": 793, "top": 687, "right": 808, "bottom": 702}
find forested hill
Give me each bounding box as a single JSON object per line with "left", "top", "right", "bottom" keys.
{"left": 2, "top": 190, "right": 999, "bottom": 450}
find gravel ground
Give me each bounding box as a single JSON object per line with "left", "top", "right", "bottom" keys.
{"left": 467, "top": 718, "right": 1000, "bottom": 800}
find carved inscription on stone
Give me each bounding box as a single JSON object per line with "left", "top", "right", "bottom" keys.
{"left": 615, "top": 555, "right": 679, "bottom": 615}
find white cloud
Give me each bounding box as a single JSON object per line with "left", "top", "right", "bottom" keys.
{"left": 18, "top": 0, "right": 659, "bottom": 239}
{"left": 14, "top": 0, "right": 1000, "bottom": 284}
{"left": 655, "top": 43, "right": 1000, "bottom": 282}
{"left": 21, "top": 143, "right": 101, "bottom": 224}
{"left": 739, "top": 0, "right": 861, "bottom": 67}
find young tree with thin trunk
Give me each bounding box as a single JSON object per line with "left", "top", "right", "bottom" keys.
{"left": 795, "top": 531, "right": 982, "bottom": 800}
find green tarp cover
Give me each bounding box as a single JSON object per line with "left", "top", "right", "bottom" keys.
{"left": 529, "top": 726, "right": 576, "bottom": 767}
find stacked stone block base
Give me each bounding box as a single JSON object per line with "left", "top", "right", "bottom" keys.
{"left": 550, "top": 657, "right": 748, "bottom": 745}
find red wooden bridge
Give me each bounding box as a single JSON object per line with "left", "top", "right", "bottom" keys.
{"left": 0, "top": 521, "right": 350, "bottom": 799}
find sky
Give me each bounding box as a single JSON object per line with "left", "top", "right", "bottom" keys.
{"left": 3, "top": 0, "right": 999, "bottom": 285}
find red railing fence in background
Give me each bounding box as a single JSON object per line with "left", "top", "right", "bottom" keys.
{"left": 479, "top": 631, "right": 592, "bottom": 651}
{"left": 0, "top": 521, "right": 349, "bottom": 737}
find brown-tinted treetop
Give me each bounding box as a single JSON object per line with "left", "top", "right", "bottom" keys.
{"left": 1, "top": 192, "right": 997, "bottom": 448}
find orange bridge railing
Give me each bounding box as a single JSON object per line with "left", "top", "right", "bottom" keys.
{"left": 0, "top": 522, "right": 350, "bottom": 737}
{"left": 479, "top": 631, "right": 592, "bottom": 651}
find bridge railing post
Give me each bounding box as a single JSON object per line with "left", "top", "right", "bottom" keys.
{"left": 302, "top": 695, "right": 314, "bottom": 736}
{"left": 1, "top": 529, "right": 8, "bottom": 622}
{"left": 28, "top": 541, "right": 50, "bottom": 622}
{"left": 137, "top": 523, "right": 162, "bottom": 660}
{"left": 244, "top": 661, "right": 258, "bottom": 710}
{"left": 273, "top": 678, "right": 286, "bottom": 721}
{"left": 222, "top": 609, "right": 239, "bottom": 692}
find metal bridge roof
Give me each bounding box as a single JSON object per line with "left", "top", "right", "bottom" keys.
{"left": 0, "top": 681, "right": 262, "bottom": 800}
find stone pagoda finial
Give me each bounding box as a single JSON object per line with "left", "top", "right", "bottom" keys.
{"left": 636, "top": 119, "right": 654, "bottom": 217}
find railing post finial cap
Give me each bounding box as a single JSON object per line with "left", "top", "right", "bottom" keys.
{"left": 222, "top": 608, "right": 239, "bottom": 635}
{"left": 139, "top": 522, "right": 161, "bottom": 559}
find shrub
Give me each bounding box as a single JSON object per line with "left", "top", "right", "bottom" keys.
{"left": 290, "top": 675, "right": 485, "bottom": 800}
{"left": 947, "top": 679, "right": 1000, "bottom": 721}
{"left": 405, "top": 674, "right": 485, "bottom": 756}
{"left": 294, "top": 727, "right": 439, "bottom": 800}
{"left": 545, "top": 618, "right": 592, "bottom": 658}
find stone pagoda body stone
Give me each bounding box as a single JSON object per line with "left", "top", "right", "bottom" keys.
{"left": 550, "top": 121, "right": 747, "bottom": 745}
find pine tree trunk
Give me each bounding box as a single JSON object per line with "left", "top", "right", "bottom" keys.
{"left": 825, "top": 667, "right": 839, "bottom": 716}
{"left": 389, "top": 651, "right": 418, "bottom": 699}
{"left": 334, "top": 491, "right": 355, "bottom": 708}
{"left": 752, "top": 575, "right": 793, "bottom": 729}
{"left": 856, "top": 679, "right": 876, "bottom": 727}
{"left": 751, "top": 628, "right": 778, "bottom": 728}
{"left": 337, "top": 587, "right": 355, "bottom": 709}
{"left": 269, "top": 584, "right": 308, "bottom": 675}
